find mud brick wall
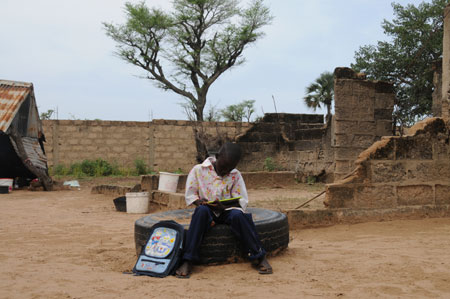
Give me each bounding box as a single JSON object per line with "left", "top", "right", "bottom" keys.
{"left": 325, "top": 118, "right": 450, "bottom": 209}
{"left": 333, "top": 67, "right": 395, "bottom": 180}
{"left": 42, "top": 119, "right": 249, "bottom": 172}
{"left": 42, "top": 120, "right": 150, "bottom": 167}
{"left": 151, "top": 119, "right": 249, "bottom": 172}
{"left": 236, "top": 113, "right": 334, "bottom": 182}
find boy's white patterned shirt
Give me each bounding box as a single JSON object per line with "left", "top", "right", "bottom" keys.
{"left": 184, "top": 157, "right": 248, "bottom": 212}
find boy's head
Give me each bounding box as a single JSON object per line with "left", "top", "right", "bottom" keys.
{"left": 215, "top": 142, "right": 242, "bottom": 177}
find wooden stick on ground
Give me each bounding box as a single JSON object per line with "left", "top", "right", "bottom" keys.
{"left": 294, "top": 190, "right": 326, "bottom": 209}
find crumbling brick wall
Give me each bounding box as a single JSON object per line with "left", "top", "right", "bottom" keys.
{"left": 332, "top": 67, "right": 395, "bottom": 180}
{"left": 236, "top": 113, "right": 334, "bottom": 182}
{"left": 325, "top": 118, "right": 450, "bottom": 209}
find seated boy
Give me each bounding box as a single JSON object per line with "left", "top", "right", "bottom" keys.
{"left": 176, "top": 142, "right": 272, "bottom": 278}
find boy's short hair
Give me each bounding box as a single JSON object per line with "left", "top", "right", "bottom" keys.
{"left": 218, "top": 142, "right": 242, "bottom": 164}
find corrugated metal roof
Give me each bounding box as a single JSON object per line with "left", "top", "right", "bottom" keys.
{"left": 0, "top": 80, "right": 33, "bottom": 132}
{"left": 22, "top": 137, "right": 47, "bottom": 170}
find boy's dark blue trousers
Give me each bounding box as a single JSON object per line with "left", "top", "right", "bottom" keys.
{"left": 182, "top": 205, "right": 266, "bottom": 262}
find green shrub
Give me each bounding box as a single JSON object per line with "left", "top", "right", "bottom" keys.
{"left": 134, "top": 158, "right": 148, "bottom": 175}
{"left": 69, "top": 162, "right": 84, "bottom": 178}
{"left": 263, "top": 157, "right": 276, "bottom": 172}
{"left": 80, "top": 160, "right": 96, "bottom": 176}
{"left": 49, "top": 159, "right": 151, "bottom": 178}
{"left": 307, "top": 175, "right": 317, "bottom": 185}
{"left": 52, "top": 164, "right": 67, "bottom": 176}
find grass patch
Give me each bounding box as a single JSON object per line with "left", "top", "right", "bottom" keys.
{"left": 50, "top": 158, "right": 156, "bottom": 179}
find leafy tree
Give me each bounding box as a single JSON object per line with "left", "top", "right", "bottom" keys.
{"left": 104, "top": 0, "right": 272, "bottom": 121}
{"left": 351, "top": 0, "right": 447, "bottom": 127}
{"left": 40, "top": 109, "right": 54, "bottom": 120}
{"left": 221, "top": 99, "right": 256, "bottom": 121}
{"left": 241, "top": 99, "right": 256, "bottom": 122}
{"left": 303, "top": 71, "right": 334, "bottom": 117}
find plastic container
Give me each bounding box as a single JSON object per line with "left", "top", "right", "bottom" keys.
{"left": 126, "top": 192, "right": 150, "bottom": 214}
{"left": 113, "top": 196, "right": 127, "bottom": 212}
{"left": 158, "top": 172, "right": 180, "bottom": 193}
{"left": 0, "top": 178, "right": 13, "bottom": 192}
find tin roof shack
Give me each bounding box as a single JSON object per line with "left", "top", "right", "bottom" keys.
{"left": 0, "top": 80, "right": 53, "bottom": 190}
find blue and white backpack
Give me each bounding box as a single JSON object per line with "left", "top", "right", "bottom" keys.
{"left": 132, "top": 220, "right": 185, "bottom": 278}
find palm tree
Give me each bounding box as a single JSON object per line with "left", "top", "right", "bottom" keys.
{"left": 303, "top": 71, "right": 334, "bottom": 118}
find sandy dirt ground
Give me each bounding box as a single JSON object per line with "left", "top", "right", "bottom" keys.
{"left": 1, "top": 179, "right": 450, "bottom": 298}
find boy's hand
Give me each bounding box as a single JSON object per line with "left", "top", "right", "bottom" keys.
{"left": 193, "top": 198, "right": 208, "bottom": 206}
{"left": 207, "top": 198, "right": 225, "bottom": 212}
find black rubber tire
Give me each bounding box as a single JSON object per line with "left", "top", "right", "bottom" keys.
{"left": 134, "top": 207, "right": 289, "bottom": 265}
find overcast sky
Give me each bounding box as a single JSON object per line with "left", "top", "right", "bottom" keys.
{"left": 0, "top": 0, "right": 427, "bottom": 121}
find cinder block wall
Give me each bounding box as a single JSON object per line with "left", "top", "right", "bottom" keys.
{"left": 43, "top": 120, "right": 150, "bottom": 168}
{"left": 42, "top": 119, "right": 249, "bottom": 172}
{"left": 325, "top": 118, "right": 450, "bottom": 209}
{"left": 333, "top": 67, "right": 395, "bottom": 180}
{"left": 150, "top": 119, "right": 249, "bottom": 172}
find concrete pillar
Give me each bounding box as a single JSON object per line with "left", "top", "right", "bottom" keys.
{"left": 442, "top": 4, "right": 450, "bottom": 120}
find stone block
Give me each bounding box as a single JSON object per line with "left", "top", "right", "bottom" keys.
{"left": 374, "top": 81, "right": 394, "bottom": 94}
{"left": 395, "top": 137, "right": 432, "bottom": 160}
{"left": 63, "top": 126, "right": 77, "bottom": 132}
{"left": 376, "top": 120, "right": 392, "bottom": 137}
{"left": 435, "top": 161, "right": 450, "bottom": 179}
{"left": 151, "top": 191, "right": 169, "bottom": 206}
{"left": 167, "top": 193, "right": 187, "bottom": 209}
{"left": 433, "top": 137, "right": 450, "bottom": 160}
{"left": 352, "top": 134, "right": 377, "bottom": 148}
{"left": 68, "top": 139, "right": 79, "bottom": 145}
{"left": 397, "top": 185, "right": 433, "bottom": 206}
{"left": 374, "top": 109, "right": 393, "bottom": 121}
{"left": 334, "top": 134, "right": 350, "bottom": 147}
{"left": 293, "top": 140, "right": 318, "bottom": 151}
{"left": 404, "top": 161, "right": 436, "bottom": 182}
{"left": 335, "top": 105, "right": 374, "bottom": 121}
{"left": 435, "top": 184, "right": 450, "bottom": 205}
{"left": 335, "top": 147, "right": 365, "bottom": 160}
{"left": 261, "top": 143, "right": 277, "bottom": 153}
{"left": 370, "top": 161, "right": 406, "bottom": 183}
{"left": 334, "top": 120, "right": 358, "bottom": 135}
{"left": 80, "top": 138, "right": 92, "bottom": 145}
{"left": 294, "top": 129, "right": 324, "bottom": 140}
{"left": 325, "top": 185, "right": 355, "bottom": 208}
{"left": 354, "top": 185, "right": 397, "bottom": 209}
{"left": 375, "top": 93, "right": 395, "bottom": 110}
{"left": 357, "top": 121, "right": 377, "bottom": 134}
{"left": 258, "top": 132, "right": 279, "bottom": 142}
{"left": 335, "top": 160, "right": 354, "bottom": 174}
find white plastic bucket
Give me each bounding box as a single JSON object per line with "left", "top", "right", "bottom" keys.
{"left": 0, "top": 178, "right": 13, "bottom": 192}
{"left": 126, "top": 192, "right": 149, "bottom": 214}
{"left": 158, "top": 172, "right": 180, "bottom": 193}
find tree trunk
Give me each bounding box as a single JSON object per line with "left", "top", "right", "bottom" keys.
{"left": 195, "top": 93, "right": 207, "bottom": 121}
{"left": 326, "top": 104, "right": 332, "bottom": 120}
